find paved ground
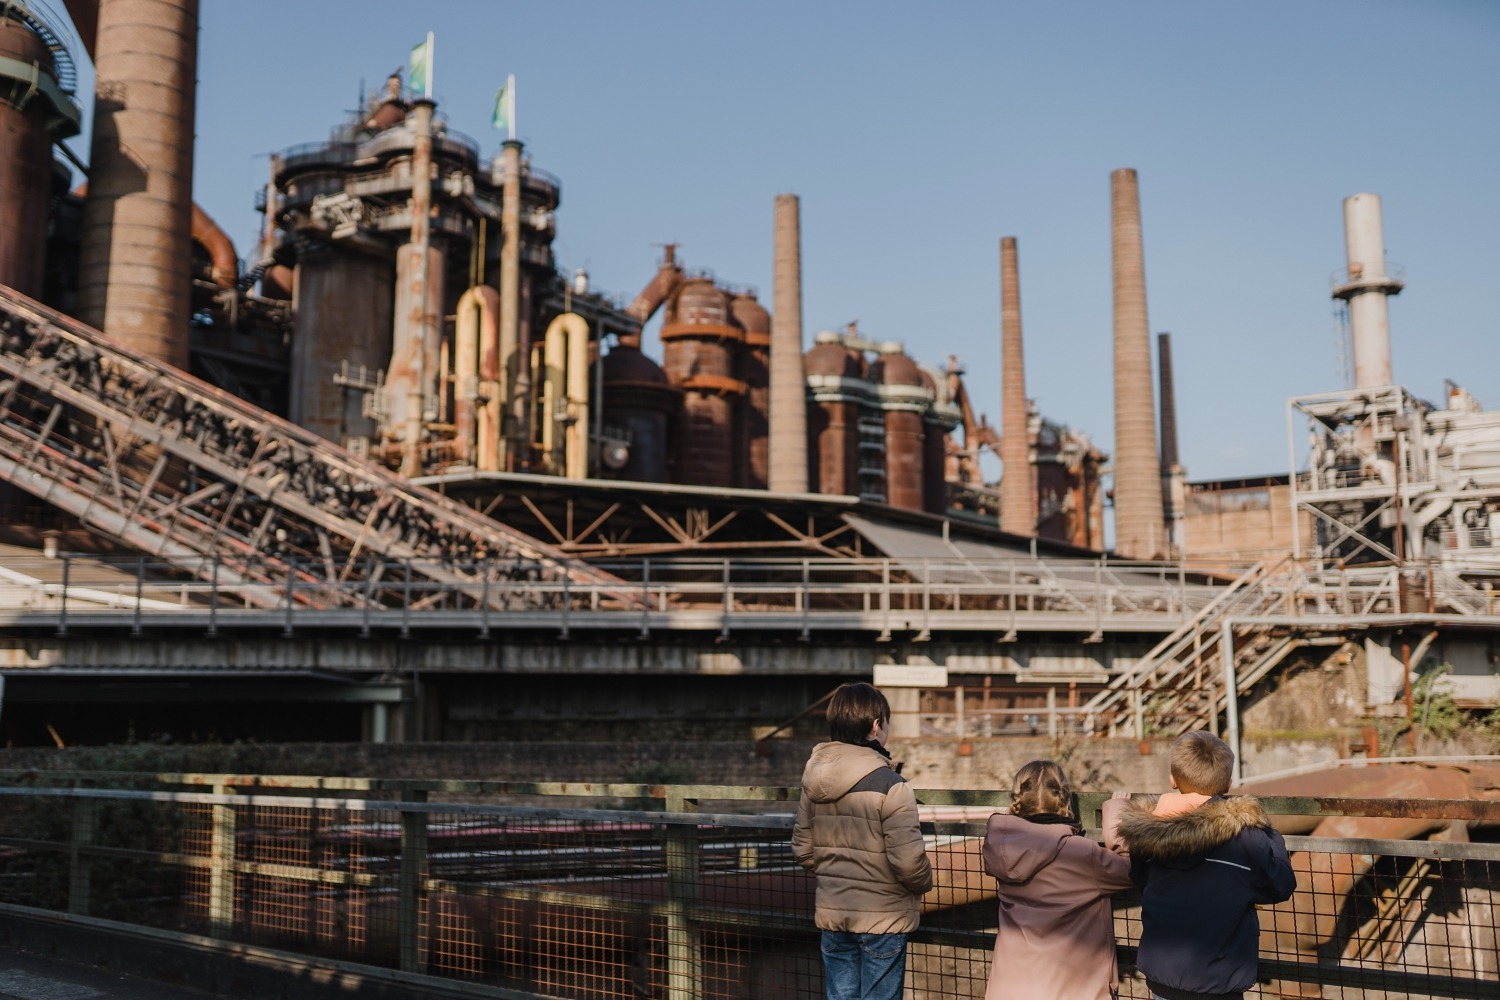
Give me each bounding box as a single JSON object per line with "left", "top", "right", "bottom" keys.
{"left": 0, "top": 948, "right": 224, "bottom": 1000}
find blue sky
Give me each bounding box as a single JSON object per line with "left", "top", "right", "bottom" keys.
{"left": 61, "top": 0, "right": 1500, "bottom": 482}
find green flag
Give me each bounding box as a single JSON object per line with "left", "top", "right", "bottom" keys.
{"left": 492, "top": 74, "right": 515, "bottom": 139}
{"left": 409, "top": 33, "right": 433, "bottom": 97}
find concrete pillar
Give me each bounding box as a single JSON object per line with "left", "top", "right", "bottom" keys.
{"left": 770, "top": 194, "right": 809, "bottom": 493}
{"left": 999, "top": 237, "right": 1035, "bottom": 536}
{"left": 1110, "top": 168, "right": 1165, "bottom": 559}
{"left": 77, "top": 0, "right": 199, "bottom": 367}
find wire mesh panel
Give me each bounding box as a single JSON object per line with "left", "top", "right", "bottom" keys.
{"left": 0, "top": 782, "right": 1496, "bottom": 999}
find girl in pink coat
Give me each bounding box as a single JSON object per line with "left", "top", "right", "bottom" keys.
{"left": 982, "top": 760, "right": 1133, "bottom": 1000}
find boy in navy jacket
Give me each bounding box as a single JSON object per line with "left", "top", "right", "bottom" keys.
{"left": 1106, "top": 731, "right": 1296, "bottom": 1000}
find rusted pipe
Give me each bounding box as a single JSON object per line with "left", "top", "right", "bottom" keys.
{"left": 390, "top": 99, "right": 441, "bottom": 478}
{"left": 454, "top": 286, "right": 498, "bottom": 467}
{"left": 190, "top": 202, "right": 238, "bottom": 286}
{"left": 497, "top": 139, "right": 523, "bottom": 470}
{"left": 458, "top": 285, "right": 501, "bottom": 471}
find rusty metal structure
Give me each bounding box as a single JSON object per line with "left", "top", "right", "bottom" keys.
{"left": 0, "top": 286, "right": 631, "bottom": 610}
{"left": 0, "top": 3, "right": 80, "bottom": 299}
{"left": 803, "top": 325, "right": 962, "bottom": 514}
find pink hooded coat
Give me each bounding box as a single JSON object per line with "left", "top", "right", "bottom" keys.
{"left": 982, "top": 813, "right": 1133, "bottom": 1000}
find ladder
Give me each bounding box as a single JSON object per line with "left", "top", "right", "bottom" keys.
{"left": 0, "top": 284, "right": 631, "bottom": 611}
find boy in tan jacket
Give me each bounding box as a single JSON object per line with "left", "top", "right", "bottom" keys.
{"left": 792, "top": 683, "right": 933, "bottom": 1000}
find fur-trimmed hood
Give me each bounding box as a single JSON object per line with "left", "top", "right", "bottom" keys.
{"left": 1115, "top": 795, "right": 1272, "bottom": 860}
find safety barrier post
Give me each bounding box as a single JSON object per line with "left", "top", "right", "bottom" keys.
{"left": 398, "top": 791, "right": 429, "bottom": 973}
{"left": 208, "top": 782, "right": 236, "bottom": 937}
{"left": 67, "top": 790, "right": 95, "bottom": 915}
{"left": 663, "top": 791, "right": 703, "bottom": 999}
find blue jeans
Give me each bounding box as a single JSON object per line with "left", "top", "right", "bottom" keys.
{"left": 821, "top": 931, "right": 908, "bottom": 1000}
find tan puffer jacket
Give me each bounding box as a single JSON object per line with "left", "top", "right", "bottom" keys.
{"left": 791, "top": 742, "right": 933, "bottom": 934}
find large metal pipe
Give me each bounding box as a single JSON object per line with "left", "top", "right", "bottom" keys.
{"left": 455, "top": 286, "right": 499, "bottom": 467}
{"left": 1110, "top": 168, "right": 1165, "bottom": 559}
{"left": 999, "top": 236, "right": 1035, "bottom": 536}
{"left": 76, "top": 0, "right": 200, "bottom": 367}
{"left": 1334, "top": 193, "right": 1402, "bottom": 389}
{"left": 457, "top": 285, "right": 501, "bottom": 471}
{"left": 538, "top": 313, "right": 591, "bottom": 479}
{"left": 388, "top": 99, "right": 442, "bottom": 478}
{"left": 497, "top": 139, "right": 524, "bottom": 470}
{"left": 769, "top": 194, "right": 809, "bottom": 493}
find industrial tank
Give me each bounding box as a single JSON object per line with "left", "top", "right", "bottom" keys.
{"left": 804, "top": 337, "right": 863, "bottom": 497}
{"left": 600, "top": 346, "right": 680, "bottom": 482}
{"left": 919, "top": 370, "right": 949, "bottom": 514}
{"left": 730, "top": 291, "right": 770, "bottom": 489}
{"left": 872, "top": 346, "right": 926, "bottom": 512}
{"left": 0, "top": 9, "right": 75, "bottom": 298}
{"left": 289, "top": 246, "right": 394, "bottom": 451}
{"left": 661, "top": 278, "right": 744, "bottom": 488}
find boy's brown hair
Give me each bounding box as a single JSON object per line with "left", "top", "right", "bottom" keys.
{"left": 1009, "top": 759, "right": 1074, "bottom": 819}
{"left": 826, "top": 682, "right": 891, "bottom": 744}
{"left": 1169, "top": 730, "right": 1235, "bottom": 795}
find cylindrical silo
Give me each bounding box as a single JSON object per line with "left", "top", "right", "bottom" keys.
{"left": 77, "top": 0, "right": 200, "bottom": 367}
{"left": 999, "top": 236, "right": 1036, "bottom": 536}
{"left": 805, "top": 335, "right": 863, "bottom": 496}
{"left": 1334, "top": 193, "right": 1403, "bottom": 389}
{"left": 874, "top": 346, "right": 926, "bottom": 512}
{"left": 289, "top": 246, "right": 393, "bottom": 448}
{"left": 770, "top": 194, "right": 809, "bottom": 492}
{"left": 920, "top": 374, "right": 949, "bottom": 515}
{"left": 1110, "top": 168, "right": 1165, "bottom": 558}
{"left": 0, "top": 10, "right": 76, "bottom": 298}
{"left": 731, "top": 291, "right": 771, "bottom": 489}
{"left": 662, "top": 278, "right": 743, "bottom": 488}
{"left": 600, "top": 346, "right": 680, "bottom": 483}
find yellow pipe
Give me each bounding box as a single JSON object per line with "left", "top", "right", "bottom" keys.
{"left": 541, "top": 313, "right": 591, "bottom": 478}
{"left": 457, "top": 286, "right": 501, "bottom": 470}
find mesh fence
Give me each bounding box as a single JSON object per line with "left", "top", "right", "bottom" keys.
{"left": 0, "top": 782, "right": 1494, "bottom": 998}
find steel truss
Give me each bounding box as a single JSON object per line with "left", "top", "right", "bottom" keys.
{"left": 0, "top": 286, "right": 630, "bottom": 610}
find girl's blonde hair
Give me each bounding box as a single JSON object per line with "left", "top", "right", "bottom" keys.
{"left": 1009, "top": 759, "right": 1074, "bottom": 819}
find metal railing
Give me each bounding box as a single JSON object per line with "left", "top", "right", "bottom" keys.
{"left": 0, "top": 773, "right": 1494, "bottom": 999}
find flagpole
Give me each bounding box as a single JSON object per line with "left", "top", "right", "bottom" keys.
{"left": 508, "top": 73, "right": 516, "bottom": 141}
{"left": 425, "top": 31, "right": 435, "bottom": 98}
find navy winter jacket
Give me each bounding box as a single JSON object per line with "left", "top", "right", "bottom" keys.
{"left": 1116, "top": 796, "right": 1296, "bottom": 999}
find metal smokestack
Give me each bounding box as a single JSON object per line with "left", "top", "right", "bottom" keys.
{"left": 1333, "top": 193, "right": 1403, "bottom": 388}
{"left": 1158, "top": 331, "right": 1185, "bottom": 556}
{"left": 1157, "top": 332, "right": 1179, "bottom": 471}
{"left": 77, "top": 0, "right": 200, "bottom": 367}
{"left": 999, "top": 237, "right": 1035, "bottom": 536}
{"left": 1110, "top": 168, "right": 1165, "bottom": 559}
{"left": 769, "top": 193, "right": 809, "bottom": 493}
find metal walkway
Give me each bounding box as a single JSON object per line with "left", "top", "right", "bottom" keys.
{"left": 0, "top": 285, "right": 629, "bottom": 612}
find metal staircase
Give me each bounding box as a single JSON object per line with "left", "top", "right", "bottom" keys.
{"left": 1079, "top": 556, "right": 1311, "bottom": 736}
{"left": 0, "top": 284, "right": 631, "bottom": 611}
